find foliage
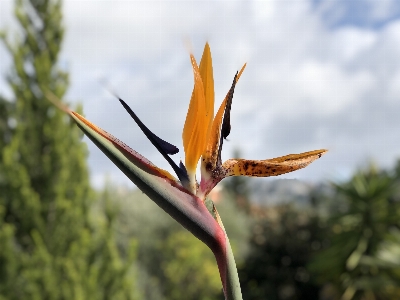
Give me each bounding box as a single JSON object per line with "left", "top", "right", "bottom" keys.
{"left": 309, "top": 164, "right": 400, "bottom": 300}
{"left": 157, "top": 230, "right": 222, "bottom": 300}
{"left": 238, "top": 205, "right": 326, "bottom": 300}
{"left": 0, "top": 98, "right": 12, "bottom": 151}
{"left": 0, "top": 0, "right": 140, "bottom": 299}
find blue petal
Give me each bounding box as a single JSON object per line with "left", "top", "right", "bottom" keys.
{"left": 217, "top": 72, "right": 238, "bottom": 166}
{"left": 119, "top": 99, "right": 179, "bottom": 155}
{"left": 221, "top": 71, "right": 238, "bottom": 140}
{"left": 118, "top": 99, "right": 189, "bottom": 185}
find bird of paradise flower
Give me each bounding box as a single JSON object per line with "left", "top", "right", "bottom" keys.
{"left": 48, "top": 43, "right": 327, "bottom": 300}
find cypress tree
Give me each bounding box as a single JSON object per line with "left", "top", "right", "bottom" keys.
{"left": 0, "top": 0, "right": 139, "bottom": 299}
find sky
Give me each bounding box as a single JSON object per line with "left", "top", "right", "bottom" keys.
{"left": 1, "top": 0, "right": 400, "bottom": 189}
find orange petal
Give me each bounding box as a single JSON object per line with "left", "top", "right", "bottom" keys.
{"left": 182, "top": 54, "right": 208, "bottom": 176}
{"left": 222, "top": 149, "right": 328, "bottom": 177}
{"left": 199, "top": 42, "right": 214, "bottom": 141}
{"left": 202, "top": 63, "right": 247, "bottom": 172}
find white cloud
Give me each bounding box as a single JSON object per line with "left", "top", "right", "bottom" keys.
{"left": 292, "top": 61, "right": 376, "bottom": 114}
{"left": 331, "top": 27, "right": 377, "bottom": 62}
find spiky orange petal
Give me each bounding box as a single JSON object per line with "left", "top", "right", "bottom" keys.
{"left": 199, "top": 42, "right": 214, "bottom": 142}
{"left": 182, "top": 54, "right": 208, "bottom": 179}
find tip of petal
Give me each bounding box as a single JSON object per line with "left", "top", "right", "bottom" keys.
{"left": 199, "top": 42, "right": 214, "bottom": 130}
{"left": 237, "top": 63, "right": 247, "bottom": 81}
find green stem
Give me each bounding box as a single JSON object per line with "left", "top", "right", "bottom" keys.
{"left": 223, "top": 232, "right": 243, "bottom": 300}
{"left": 211, "top": 204, "right": 243, "bottom": 300}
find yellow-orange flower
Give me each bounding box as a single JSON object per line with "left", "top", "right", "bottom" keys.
{"left": 51, "top": 42, "right": 327, "bottom": 199}
{"left": 181, "top": 43, "right": 326, "bottom": 197}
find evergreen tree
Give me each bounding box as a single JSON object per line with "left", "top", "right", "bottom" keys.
{"left": 0, "top": 97, "right": 11, "bottom": 150}
{"left": 238, "top": 205, "right": 325, "bottom": 300}
{"left": 0, "top": 0, "right": 140, "bottom": 299}
{"left": 309, "top": 164, "right": 400, "bottom": 300}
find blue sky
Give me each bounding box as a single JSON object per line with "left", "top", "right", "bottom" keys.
{"left": 313, "top": 0, "right": 400, "bottom": 29}
{"left": 1, "top": 0, "right": 400, "bottom": 188}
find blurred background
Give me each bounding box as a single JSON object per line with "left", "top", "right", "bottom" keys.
{"left": 0, "top": 0, "right": 400, "bottom": 299}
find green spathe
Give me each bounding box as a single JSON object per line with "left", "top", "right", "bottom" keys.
{"left": 66, "top": 107, "right": 243, "bottom": 300}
